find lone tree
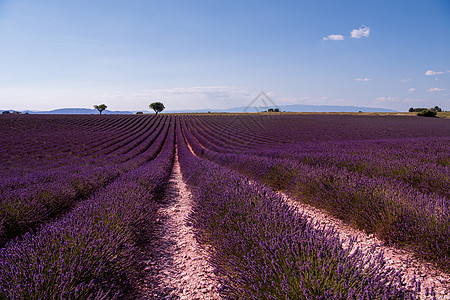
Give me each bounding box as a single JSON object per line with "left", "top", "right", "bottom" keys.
{"left": 94, "top": 104, "right": 107, "bottom": 115}
{"left": 149, "top": 102, "right": 165, "bottom": 115}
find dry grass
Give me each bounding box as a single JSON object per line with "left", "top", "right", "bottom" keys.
{"left": 437, "top": 111, "right": 450, "bottom": 118}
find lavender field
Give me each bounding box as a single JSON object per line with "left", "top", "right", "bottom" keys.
{"left": 0, "top": 113, "right": 449, "bottom": 299}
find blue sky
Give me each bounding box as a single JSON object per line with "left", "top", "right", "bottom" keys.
{"left": 0, "top": 0, "right": 449, "bottom": 111}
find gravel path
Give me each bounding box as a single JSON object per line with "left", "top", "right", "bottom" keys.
{"left": 139, "top": 137, "right": 449, "bottom": 299}
{"left": 279, "top": 192, "right": 450, "bottom": 300}
{"left": 139, "top": 151, "right": 221, "bottom": 299}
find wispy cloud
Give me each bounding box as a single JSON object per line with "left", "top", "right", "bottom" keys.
{"left": 355, "top": 78, "right": 372, "bottom": 82}
{"left": 398, "top": 79, "right": 412, "bottom": 82}
{"left": 425, "top": 70, "right": 444, "bottom": 76}
{"left": 376, "top": 96, "right": 400, "bottom": 102}
{"left": 101, "top": 86, "right": 255, "bottom": 110}
{"left": 147, "top": 86, "right": 251, "bottom": 97}
{"left": 278, "top": 96, "right": 346, "bottom": 106}
{"left": 351, "top": 25, "right": 370, "bottom": 38}
{"left": 427, "top": 88, "right": 446, "bottom": 92}
{"left": 408, "top": 88, "right": 417, "bottom": 92}
{"left": 323, "top": 34, "right": 344, "bottom": 41}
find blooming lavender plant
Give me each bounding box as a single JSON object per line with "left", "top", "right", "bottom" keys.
{"left": 0, "top": 117, "right": 175, "bottom": 298}
{"left": 180, "top": 115, "right": 450, "bottom": 272}
{"left": 175, "top": 120, "right": 419, "bottom": 299}
{"left": 0, "top": 115, "right": 172, "bottom": 246}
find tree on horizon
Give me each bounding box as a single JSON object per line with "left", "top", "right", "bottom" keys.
{"left": 149, "top": 102, "right": 165, "bottom": 115}
{"left": 94, "top": 104, "right": 107, "bottom": 115}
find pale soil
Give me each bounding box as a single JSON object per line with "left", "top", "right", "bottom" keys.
{"left": 138, "top": 139, "right": 449, "bottom": 299}
{"left": 139, "top": 152, "right": 221, "bottom": 299}
{"left": 279, "top": 192, "right": 450, "bottom": 300}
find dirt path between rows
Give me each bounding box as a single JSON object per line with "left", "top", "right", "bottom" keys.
{"left": 279, "top": 192, "right": 450, "bottom": 300}
{"left": 181, "top": 137, "right": 449, "bottom": 299}
{"left": 139, "top": 151, "right": 221, "bottom": 299}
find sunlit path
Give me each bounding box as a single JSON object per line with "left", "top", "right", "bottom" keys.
{"left": 140, "top": 149, "right": 220, "bottom": 299}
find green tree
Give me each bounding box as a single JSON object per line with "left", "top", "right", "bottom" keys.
{"left": 94, "top": 104, "right": 107, "bottom": 115}
{"left": 417, "top": 109, "right": 437, "bottom": 117}
{"left": 149, "top": 102, "right": 165, "bottom": 115}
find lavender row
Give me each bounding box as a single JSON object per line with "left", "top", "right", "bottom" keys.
{"left": 90, "top": 115, "right": 159, "bottom": 156}
{"left": 0, "top": 118, "right": 175, "bottom": 299}
{"left": 185, "top": 116, "right": 273, "bottom": 151}
{"left": 197, "top": 127, "right": 450, "bottom": 199}
{"left": 0, "top": 115, "right": 116, "bottom": 171}
{"left": 192, "top": 115, "right": 450, "bottom": 194}
{"left": 59, "top": 114, "right": 149, "bottom": 153}
{"left": 0, "top": 115, "right": 161, "bottom": 189}
{"left": 182, "top": 125, "right": 450, "bottom": 271}
{"left": 0, "top": 115, "right": 156, "bottom": 177}
{"left": 111, "top": 116, "right": 166, "bottom": 158}
{"left": 183, "top": 116, "right": 254, "bottom": 153}
{"left": 177, "top": 120, "right": 419, "bottom": 299}
{"left": 245, "top": 138, "right": 450, "bottom": 198}
{"left": 194, "top": 114, "right": 450, "bottom": 145}
{"left": 191, "top": 115, "right": 282, "bottom": 148}
{"left": 0, "top": 116, "right": 171, "bottom": 246}
{"left": 185, "top": 116, "right": 450, "bottom": 218}
{"left": 183, "top": 117, "right": 257, "bottom": 152}
{"left": 0, "top": 115, "right": 169, "bottom": 196}
{"left": 189, "top": 117, "right": 450, "bottom": 226}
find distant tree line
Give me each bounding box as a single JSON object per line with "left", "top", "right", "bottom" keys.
{"left": 2, "top": 111, "right": 26, "bottom": 114}
{"left": 409, "top": 106, "right": 442, "bottom": 117}
{"left": 409, "top": 106, "right": 442, "bottom": 113}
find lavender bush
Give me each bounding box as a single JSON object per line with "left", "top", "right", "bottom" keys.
{"left": 0, "top": 115, "right": 171, "bottom": 246}
{"left": 0, "top": 117, "right": 175, "bottom": 298}
{"left": 176, "top": 119, "right": 419, "bottom": 299}
{"left": 180, "top": 115, "right": 450, "bottom": 271}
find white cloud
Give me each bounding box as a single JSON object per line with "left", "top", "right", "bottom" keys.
{"left": 376, "top": 96, "right": 400, "bottom": 102}
{"left": 278, "top": 96, "right": 312, "bottom": 105}
{"left": 351, "top": 25, "right": 370, "bottom": 38}
{"left": 323, "top": 34, "right": 344, "bottom": 41}
{"left": 408, "top": 88, "right": 417, "bottom": 92}
{"left": 425, "top": 70, "right": 444, "bottom": 76}
{"left": 427, "top": 88, "right": 446, "bottom": 92}
{"left": 147, "top": 86, "right": 249, "bottom": 96}
{"left": 355, "top": 78, "right": 372, "bottom": 82}
{"left": 398, "top": 79, "right": 412, "bottom": 82}
{"left": 101, "top": 86, "right": 256, "bottom": 110}
{"left": 277, "top": 96, "right": 346, "bottom": 106}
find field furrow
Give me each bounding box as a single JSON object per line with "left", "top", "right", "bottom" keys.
{"left": 1, "top": 113, "right": 449, "bottom": 299}
{"left": 0, "top": 116, "right": 175, "bottom": 298}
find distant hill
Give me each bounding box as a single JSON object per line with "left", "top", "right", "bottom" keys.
{"left": 165, "top": 104, "right": 398, "bottom": 113}
{"left": 3, "top": 104, "right": 397, "bottom": 115}
{"left": 23, "top": 108, "right": 136, "bottom": 114}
